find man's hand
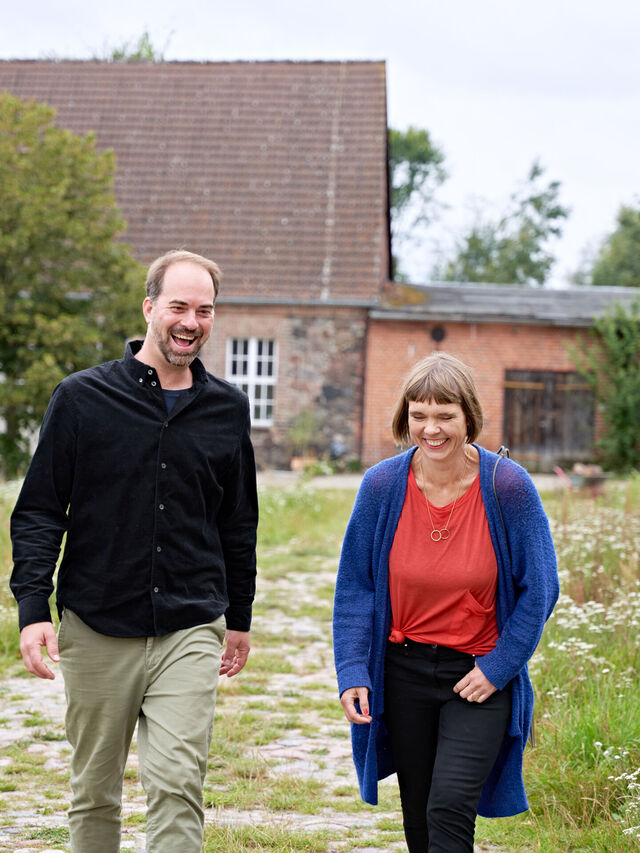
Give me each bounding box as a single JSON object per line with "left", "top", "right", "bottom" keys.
{"left": 20, "top": 622, "right": 59, "bottom": 680}
{"left": 219, "top": 630, "right": 250, "bottom": 677}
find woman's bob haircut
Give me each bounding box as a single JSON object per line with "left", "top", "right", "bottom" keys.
{"left": 391, "top": 352, "right": 484, "bottom": 446}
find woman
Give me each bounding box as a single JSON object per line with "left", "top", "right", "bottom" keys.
{"left": 332, "top": 353, "right": 559, "bottom": 853}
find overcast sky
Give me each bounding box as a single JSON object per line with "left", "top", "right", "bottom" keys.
{"left": 2, "top": 0, "right": 639, "bottom": 286}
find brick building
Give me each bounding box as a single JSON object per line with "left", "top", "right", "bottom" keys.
{"left": 363, "top": 282, "right": 639, "bottom": 469}
{"left": 1, "top": 60, "right": 637, "bottom": 471}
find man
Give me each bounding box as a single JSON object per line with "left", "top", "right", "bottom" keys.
{"left": 10, "top": 249, "right": 258, "bottom": 853}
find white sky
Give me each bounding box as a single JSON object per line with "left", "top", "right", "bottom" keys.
{"left": 2, "top": 0, "right": 639, "bottom": 286}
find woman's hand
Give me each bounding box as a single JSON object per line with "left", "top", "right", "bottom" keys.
{"left": 340, "top": 687, "right": 372, "bottom": 723}
{"left": 453, "top": 664, "right": 497, "bottom": 704}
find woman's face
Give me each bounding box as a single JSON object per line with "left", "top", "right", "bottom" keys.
{"left": 407, "top": 398, "right": 468, "bottom": 463}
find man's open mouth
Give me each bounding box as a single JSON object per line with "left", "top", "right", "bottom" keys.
{"left": 171, "top": 332, "right": 200, "bottom": 349}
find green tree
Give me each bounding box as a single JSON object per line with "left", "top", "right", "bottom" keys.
{"left": 589, "top": 203, "right": 640, "bottom": 288}
{"left": 437, "top": 161, "right": 569, "bottom": 286}
{"left": 569, "top": 300, "right": 640, "bottom": 472}
{"left": 389, "top": 126, "right": 446, "bottom": 280}
{"left": 0, "top": 93, "right": 144, "bottom": 478}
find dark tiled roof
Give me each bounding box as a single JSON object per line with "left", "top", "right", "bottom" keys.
{"left": 375, "top": 281, "right": 640, "bottom": 327}
{"left": 0, "top": 60, "right": 389, "bottom": 303}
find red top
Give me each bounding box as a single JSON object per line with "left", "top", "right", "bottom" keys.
{"left": 389, "top": 470, "right": 499, "bottom": 655}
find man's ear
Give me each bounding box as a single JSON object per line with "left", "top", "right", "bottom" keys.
{"left": 142, "top": 297, "right": 153, "bottom": 324}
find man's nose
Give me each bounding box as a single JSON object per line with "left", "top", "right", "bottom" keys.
{"left": 181, "top": 310, "right": 198, "bottom": 328}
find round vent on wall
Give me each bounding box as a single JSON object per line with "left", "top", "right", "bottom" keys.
{"left": 430, "top": 325, "right": 446, "bottom": 343}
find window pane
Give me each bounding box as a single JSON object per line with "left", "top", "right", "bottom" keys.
{"left": 227, "top": 338, "right": 276, "bottom": 426}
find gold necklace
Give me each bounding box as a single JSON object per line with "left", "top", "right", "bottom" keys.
{"left": 418, "top": 451, "right": 468, "bottom": 542}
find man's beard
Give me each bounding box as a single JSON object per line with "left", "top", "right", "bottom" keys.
{"left": 150, "top": 321, "right": 206, "bottom": 367}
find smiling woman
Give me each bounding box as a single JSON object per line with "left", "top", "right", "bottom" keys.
{"left": 333, "top": 351, "right": 559, "bottom": 853}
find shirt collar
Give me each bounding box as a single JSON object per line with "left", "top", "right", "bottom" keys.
{"left": 123, "top": 340, "right": 209, "bottom": 386}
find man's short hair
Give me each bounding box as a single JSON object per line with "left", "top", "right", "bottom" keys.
{"left": 146, "top": 250, "right": 222, "bottom": 302}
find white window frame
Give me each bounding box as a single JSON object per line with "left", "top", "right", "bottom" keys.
{"left": 225, "top": 338, "right": 277, "bottom": 427}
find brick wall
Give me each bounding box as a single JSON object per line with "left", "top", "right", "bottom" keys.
{"left": 200, "top": 304, "right": 368, "bottom": 469}
{"left": 362, "top": 319, "right": 584, "bottom": 467}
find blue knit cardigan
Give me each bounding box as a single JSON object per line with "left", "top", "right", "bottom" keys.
{"left": 332, "top": 445, "right": 559, "bottom": 818}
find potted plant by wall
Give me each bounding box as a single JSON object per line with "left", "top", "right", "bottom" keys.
{"left": 288, "top": 408, "right": 321, "bottom": 472}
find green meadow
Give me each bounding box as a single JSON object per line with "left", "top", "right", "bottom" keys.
{"left": 0, "top": 475, "right": 638, "bottom": 851}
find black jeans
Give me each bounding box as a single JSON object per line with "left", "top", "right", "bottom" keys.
{"left": 384, "top": 639, "right": 511, "bottom": 853}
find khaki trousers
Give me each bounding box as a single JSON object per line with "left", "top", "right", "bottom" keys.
{"left": 58, "top": 609, "right": 225, "bottom": 853}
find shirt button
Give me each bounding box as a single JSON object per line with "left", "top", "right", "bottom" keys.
{"left": 148, "top": 369, "right": 153, "bottom": 375}
{"left": 159, "top": 504, "right": 164, "bottom": 510}
{"left": 161, "top": 463, "right": 167, "bottom": 469}
{"left": 164, "top": 421, "right": 169, "bottom": 428}
{"left": 156, "top": 546, "right": 162, "bottom": 553}
{"left": 138, "top": 378, "right": 143, "bottom": 384}
{"left": 151, "top": 381, "right": 157, "bottom": 387}
{"left": 153, "top": 586, "right": 159, "bottom": 593}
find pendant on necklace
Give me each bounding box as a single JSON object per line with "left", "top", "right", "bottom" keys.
{"left": 430, "top": 527, "right": 450, "bottom": 542}
{"left": 419, "top": 451, "right": 468, "bottom": 543}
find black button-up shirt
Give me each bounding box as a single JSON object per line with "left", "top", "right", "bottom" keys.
{"left": 10, "top": 342, "right": 258, "bottom": 637}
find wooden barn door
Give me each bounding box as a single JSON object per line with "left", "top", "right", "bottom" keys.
{"left": 503, "top": 370, "right": 594, "bottom": 470}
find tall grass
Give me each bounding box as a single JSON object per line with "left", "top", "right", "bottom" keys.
{"left": 478, "top": 475, "right": 640, "bottom": 851}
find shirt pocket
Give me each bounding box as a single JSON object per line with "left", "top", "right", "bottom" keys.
{"left": 449, "top": 590, "right": 495, "bottom": 645}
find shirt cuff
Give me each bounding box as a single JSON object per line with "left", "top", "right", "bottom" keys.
{"left": 18, "top": 596, "right": 54, "bottom": 631}
{"left": 224, "top": 603, "right": 252, "bottom": 632}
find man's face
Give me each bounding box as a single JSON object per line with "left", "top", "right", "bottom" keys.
{"left": 143, "top": 261, "right": 215, "bottom": 367}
